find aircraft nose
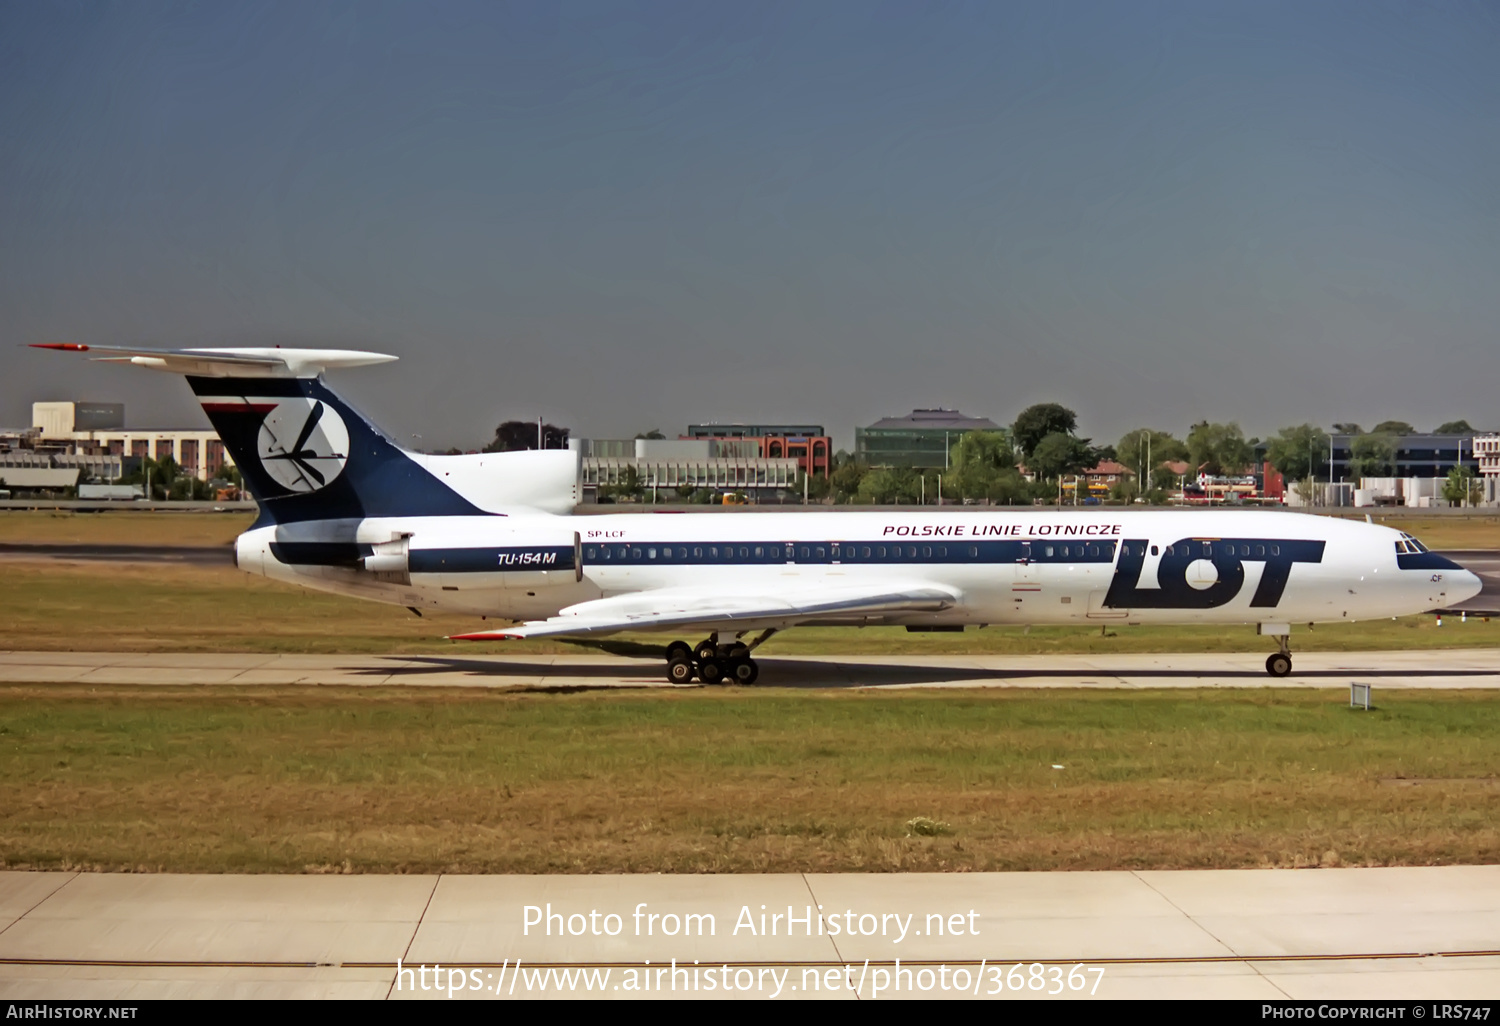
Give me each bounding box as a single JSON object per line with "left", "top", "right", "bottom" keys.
{"left": 1453, "top": 568, "right": 1485, "bottom": 605}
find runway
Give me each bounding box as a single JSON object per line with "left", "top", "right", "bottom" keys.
{"left": 3, "top": 648, "right": 1499, "bottom": 689}
{"left": 1, "top": 868, "right": 1498, "bottom": 999}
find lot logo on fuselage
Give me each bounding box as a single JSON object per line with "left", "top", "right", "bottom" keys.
{"left": 1104, "top": 537, "right": 1325, "bottom": 609}
{"left": 256, "top": 398, "right": 350, "bottom": 493}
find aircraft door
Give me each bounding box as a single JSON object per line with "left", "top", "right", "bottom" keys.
{"left": 1013, "top": 541, "right": 1040, "bottom": 599}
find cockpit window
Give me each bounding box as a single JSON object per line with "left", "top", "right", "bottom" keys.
{"left": 1398, "top": 533, "right": 1430, "bottom": 554}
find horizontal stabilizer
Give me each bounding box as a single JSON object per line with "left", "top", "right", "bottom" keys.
{"left": 31, "top": 343, "right": 395, "bottom": 378}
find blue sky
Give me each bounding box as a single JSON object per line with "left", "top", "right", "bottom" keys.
{"left": 3, "top": 1, "right": 1497, "bottom": 448}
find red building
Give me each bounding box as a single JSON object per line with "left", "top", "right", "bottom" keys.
{"left": 685, "top": 424, "right": 832, "bottom": 478}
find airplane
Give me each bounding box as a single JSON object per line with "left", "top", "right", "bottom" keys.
{"left": 35, "top": 343, "right": 1484, "bottom": 684}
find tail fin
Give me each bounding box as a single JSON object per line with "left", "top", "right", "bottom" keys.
{"left": 32, "top": 345, "right": 578, "bottom": 522}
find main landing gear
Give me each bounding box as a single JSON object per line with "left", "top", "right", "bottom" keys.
{"left": 1264, "top": 634, "right": 1293, "bottom": 678}
{"left": 665, "top": 630, "right": 775, "bottom": 685}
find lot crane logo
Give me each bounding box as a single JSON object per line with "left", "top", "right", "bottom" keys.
{"left": 256, "top": 398, "right": 350, "bottom": 493}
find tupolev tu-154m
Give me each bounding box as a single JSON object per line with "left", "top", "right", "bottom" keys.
{"left": 36, "top": 344, "right": 1483, "bottom": 684}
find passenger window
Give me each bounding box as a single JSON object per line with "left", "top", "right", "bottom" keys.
{"left": 906, "top": 546, "right": 916, "bottom": 558}
{"left": 862, "top": 547, "right": 871, "bottom": 558}
{"left": 1088, "top": 544, "right": 1098, "bottom": 557}
{"left": 1044, "top": 545, "right": 1054, "bottom": 557}
{"left": 585, "top": 546, "right": 596, "bottom": 559}
{"left": 936, "top": 546, "right": 946, "bottom": 557}
{"left": 815, "top": 547, "right": 825, "bottom": 559}
{"left": 647, "top": 548, "right": 656, "bottom": 559}
{"left": 631, "top": 548, "right": 642, "bottom": 559}
{"left": 1255, "top": 544, "right": 1265, "bottom": 557}
{"left": 922, "top": 546, "right": 932, "bottom": 558}
{"left": 799, "top": 547, "right": 810, "bottom": 559}
{"left": 1271, "top": 544, "right": 1280, "bottom": 556}
{"left": 876, "top": 546, "right": 886, "bottom": 557}
{"left": 1150, "top": 545, "right": 1159, "bottom": 556}
{"left": 617, "top": 546, "right": 628, "bottom": 559}
{"left": 968, "top": 546, "right": 978, "bottom": 558}
{"left": 1240, "top": 544, "right": 1249, "bottom": 557}
{"left": 739, "top": 547, "right": 749, "bottom": 559}
{"left": 693, "top": 547, "right": 702, "bottom": 558}
{"left": 753, "top": 546, "right": 763, "bottom": 558}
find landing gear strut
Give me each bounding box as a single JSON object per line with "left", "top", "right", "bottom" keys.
{"left": 663, "top": 630, "right": 775, "bottom": 685}
{"left": 1264, "top": 634, "right": 1292, "bottom": 678}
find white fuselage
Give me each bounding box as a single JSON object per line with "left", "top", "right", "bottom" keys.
{"left": 234, "top": 509, "right": 1479, "bottom": 632}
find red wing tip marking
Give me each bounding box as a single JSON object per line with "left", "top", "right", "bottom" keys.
{"left": 449, "top": 632, "right": 522, "bottom": 641}
{"left": 30, "top": 343, "right": 90, "bottom": 351}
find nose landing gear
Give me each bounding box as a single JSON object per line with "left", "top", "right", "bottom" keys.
{"left": 1264, "top": 634, "right": 1293, "bottom": 678}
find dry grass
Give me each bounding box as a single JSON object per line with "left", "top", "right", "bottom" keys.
{"left": 1362, "top": 515, "right": 1500, "bottom": 550}
{"left": 3, "top": 560, "right": 1498, "bottom": 656}
{"left": 2, "top": 685, "right": 1495, "bottom": 873}
{"left": 0, "top": 511, "right": 254, "bottom": 547}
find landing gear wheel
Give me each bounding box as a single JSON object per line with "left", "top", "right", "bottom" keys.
{"left": 729, "top": 658, "right": 759, "bottom": 686}
{"left": 667, "top": 658, "right": 696, "bottom": 685}
{"left": 694, "top": 641, "right": 718, "bottom": 663}
{"left": 1265, "top": 652, "right": 1292, "bottom": 678}
{"left": 698, "top": 659, "right": 725, "bottom": 685}
{"left": 727, "top": 643, "right": 750, "bottom": 661}
{"left": 666, "top": 640, "right": 692, "bottom": 663}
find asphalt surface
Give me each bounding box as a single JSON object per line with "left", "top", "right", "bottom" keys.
{"left": 4, "top": 650, "right": 1499, "bottom": 689}
{"left": 2, "top": 868, "right": 1498, "bottom": 999}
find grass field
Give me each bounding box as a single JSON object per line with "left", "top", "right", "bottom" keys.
{"left": 0, "top": 511, "right": 253, "bottom": 547}
{"left": 2, "top": 560, "right": 1497, "bottom": 655}
{"left": 2, "top": 685, "right": 1495, "bottom": 874}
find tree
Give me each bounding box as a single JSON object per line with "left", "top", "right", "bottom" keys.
{"left": 1436, "top": 420, "right": 1475, "bottom": 434}
{"left": 1117, "top": 429, "right": 1188, "bottom": 483}
{"left": 949, "top": 430, "right": 1016, "bottom": 500}
{"left": 1028, "top": 432, "right": 1095, "bottom": 482}
{"left": 830, "top": 460, "right": 869, "bottom": 503}
{"left": 597, "top": 465, "right": 643, "bottom": 502}
{"left": 857, "top": 467, "right": 920, "bottom": 505}
{"left": 1011, "top": 403, "right": 1077, "bottom": 458}
{"left": 793, "top": 472, "right": 832, "bottom": 503}
{"left": 635, "top": 429, "right": 666, "bottom": 440}
{"left": 1442, "top": 466, "right": 1482, "bottom": 507}
{"left": 485, "top": 421, "right": 569, "bottom": 452}
{"left": 1265, "top": 424, "right": 1331, "bottom": 483}
{"left": 984, "top": 471, "right": 1029, "bottom": 505}
{"left": 1372, "top": 420, "right": 1415, "bottom": 436}
{"left": 1348, "top": 434, "right": 1396, "bottom": 479}
{"left": 1331, "top": 422, "right": 1363, "bottom": 435}
{"left": 1186, "top": 422, "right": 1253, "bottom": 476}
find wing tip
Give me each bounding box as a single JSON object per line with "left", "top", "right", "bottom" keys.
{"left": 449, "top": 631, "right": 523, "bottom": 641}
{"left": 30, "top": 343, "right": 90, "bottom": 351}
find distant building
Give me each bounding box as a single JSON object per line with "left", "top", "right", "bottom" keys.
{"left": 685, "top": 424, "right": 831, "bottom": 478}
{"left": 855, "top": 409, "right": 1001, "bottom": 468}
{"left": 1059, "top": 459, "right": 1133, "bottom": 502}
{"left": 1473, "top": 434, "right": 1499, "bottom": 506}
{"left": 1253, "top": 433, "right": 1479, "bottom": 485}
{"left": 30, "top": 402, "right": 231, "bottom": 481}
{"left": 573, "top": 437, "right": 799, "bottom": 502}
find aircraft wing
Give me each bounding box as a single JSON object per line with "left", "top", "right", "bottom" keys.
{"left": 450, "top": 581, "right": 961, "bottom": 640}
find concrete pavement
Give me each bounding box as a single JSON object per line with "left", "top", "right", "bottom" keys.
{"left": 1, "top": 868, "right": 1498, "bottom": 999}
{"left": 2, "top": 648, "right": 1499, "bottom": 689}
